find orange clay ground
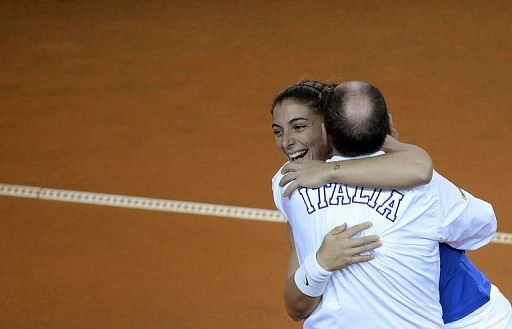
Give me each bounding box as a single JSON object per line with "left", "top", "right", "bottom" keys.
{"left": 1, "top": 2, "right": 510, "bottom": 328}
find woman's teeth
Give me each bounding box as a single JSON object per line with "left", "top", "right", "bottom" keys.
{"left": 289, "top": 150, "right": 308, "bottom": 161}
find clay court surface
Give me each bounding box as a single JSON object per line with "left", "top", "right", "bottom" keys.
{"left": 1, "top": 1, "right": 511, "bottom": 328}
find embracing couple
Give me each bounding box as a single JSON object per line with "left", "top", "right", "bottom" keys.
{"left": 270, "top": 80, "right": 511, "bottom": 328}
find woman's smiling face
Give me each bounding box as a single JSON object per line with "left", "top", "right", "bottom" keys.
{"left": 272, "top": 99, "right": 331, "bottom": 162}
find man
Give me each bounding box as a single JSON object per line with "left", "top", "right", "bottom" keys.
{"left": 271, "top": 80, "right": 437, "bottom": 323}
{"left": 272, "top": 81, "right": 498, "bottom": 328}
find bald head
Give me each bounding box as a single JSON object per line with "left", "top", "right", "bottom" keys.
{"left": 324, "top": 81, "right": 389, "bottom": 157}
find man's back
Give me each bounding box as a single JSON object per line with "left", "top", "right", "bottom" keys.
{"left": 273, "top": 154, "right": 496, "bottom": 329}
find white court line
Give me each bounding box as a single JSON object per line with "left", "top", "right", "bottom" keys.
{"left": 1, "top": 183, "right": 511, "bottom": 245}
{"left": 0, "top": 183, "right": 284, "bottom": 223}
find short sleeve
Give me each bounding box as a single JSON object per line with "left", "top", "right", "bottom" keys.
{"left": 433, "top": 172, "right": 496, "bottom": 250}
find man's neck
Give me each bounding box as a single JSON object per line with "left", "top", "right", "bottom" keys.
{"left": 328, "top": 148, "right": 384, "bottom": 161}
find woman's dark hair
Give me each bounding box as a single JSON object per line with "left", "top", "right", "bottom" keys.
{"left": 271, "top": 80, "right": 335, "bottom": 115}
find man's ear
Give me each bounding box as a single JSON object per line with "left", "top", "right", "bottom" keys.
{"left": 321, "top": 122, "right": 328, "bottom": 144}
{"left": 388, "top": 113, "right": 399, "bottom": 140}
{"left": 321, "top": 121, "right": 334, "bottom": 155}
{"left": 321, "top": 121, "right": 334, "bottom": 156}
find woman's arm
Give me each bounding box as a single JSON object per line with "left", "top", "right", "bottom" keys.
{"left": 284, "top": 222, "right": 380, "bottom": 320}
{"left": 280, "top": 136, "right": 433, "bottom": 197}
{"left": 284, "top": 224, "right": 321, "bottom": 321}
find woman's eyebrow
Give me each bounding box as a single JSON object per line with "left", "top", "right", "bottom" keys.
{"left": 272, "top": 118, "right": 308, "bottom": 129}
{"left": 289, "top": 118, "right": 308, "bottom": 124}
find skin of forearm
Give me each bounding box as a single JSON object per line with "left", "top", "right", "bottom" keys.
{"left": 284, "top": 225, "right": 321, "bottom": 321}
{"left": 331, "top": 140, "right": 433, "bottom": 188}
{"left": 284, "top": 274, "right": 321, "bottom": 321}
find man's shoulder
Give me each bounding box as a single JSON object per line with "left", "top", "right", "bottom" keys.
{"left": 429, "top": 170, "right": 456, "bottom": 190}
{"left": 271, "top": 162, "right": 288, "bottom": 185}
{"left": 271, "top": 163, "right": 290, "bottom": 221}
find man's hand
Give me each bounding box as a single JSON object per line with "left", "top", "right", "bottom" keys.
{"left": 316, "top": 222, "right": 381, "bottom": 272}
{"left": 280, "top": 160, "right": 335, "bottom": 198}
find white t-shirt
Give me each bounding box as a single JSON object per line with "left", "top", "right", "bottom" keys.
{"left": 272, "top": 153, "right": 497, "bottom": 329}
